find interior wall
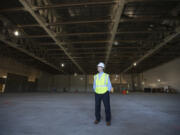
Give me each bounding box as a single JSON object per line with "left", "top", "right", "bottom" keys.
{"left": 37, "top": 73, "right": 133, "bottom": 93}
{"left": 0, "top": 56, "right": 44, "bottom": 93}
{"left": 53, "top": 75, "right": 69, "bottom": 92}
{"left": 0, "top": 56, "right": 41, "bottom": 81}
{"left": 51, "top": 75, "right": 87, "bottom": 92}
{"left": 0, "top": 56, "right": 134, "bottom": 93}
{"left": 70, "top": 75, "right": 87, "bottom": 92}
{"left": 131, "top": 73, "right": 144, "bottom": 91}
{"left": 5, "top": 73, "right": 28, "bottom": 92}
{"left": 37, "top": 72, "right": 54, "bottom": 92}
{"left": 142, "top": 58, "right": 180, "bottom": 92}
{"left": 0, "top": 77, "right": 6, "bottom": 93}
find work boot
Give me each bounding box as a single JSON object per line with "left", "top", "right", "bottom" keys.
{"left": 106, "top": 121, "right": 111, "bottom": 126}
{"left": 94, "top": 120, "right": 100, "bottom": 124}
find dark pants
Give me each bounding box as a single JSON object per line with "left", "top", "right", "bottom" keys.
{"left": 95, "top": 91, "right": 111, "bottom": 122}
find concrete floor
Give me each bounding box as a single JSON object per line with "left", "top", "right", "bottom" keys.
{"left": 0, "top": 92, "right": 180, "bottom": 135}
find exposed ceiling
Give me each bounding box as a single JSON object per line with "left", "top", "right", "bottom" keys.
{"left": 0, "top": 0, "right": 180, "bottom": 74}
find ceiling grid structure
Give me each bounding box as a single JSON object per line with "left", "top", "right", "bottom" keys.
{"left": 0, "top": 0, "right": 179, "bottom": 74}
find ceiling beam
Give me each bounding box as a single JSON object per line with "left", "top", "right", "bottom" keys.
{"left": 38, "top": 39, "right": 143, "bottom": 46}
{"left": 120, "top": 16, "right": 180, "bottom": 22}
{"left": 123, "top": 26, "right": 180, "bottom": 73}
{"left": 1, "top": 0, "right": 179, "bottom": 13}
{"left": 56, "top": 32, "right": 111, "bottom": 36}
{"left": 32, "top": 1, "right": 118, "bottom": 10}
{"left": 0, "top": 1, "right": 118, "bottom": 13}
{"left": 19, "top": 0, "right": 85, "bottom": 74}
{"left": 30, "top": 0, "right": 180, "bottom": 10}
{"left": 17, "top": 19, "right": 113, "bottom": 28}
{"left": 20, "top": 30, "right": 169, "bottom": 38}
{"left": 126, "top": 0, "right": 180, "bottom": 3}
{"left": 21, "top": 32, "right": 108, "bottom": 38}
{"left": 0, "top": 7, "right": 25, "bottom": 12}
{"left": 47, "top": 46, "right": 140, "bottom": 51}
{"left": 105, "top": 0, "right": 125, "bottom": 65}
{"left": 48, "top": 51, "right": 137, "bottom": 55}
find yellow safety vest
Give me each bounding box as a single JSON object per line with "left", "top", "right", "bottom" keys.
{"left": 94, "top": 73, "right": 108, "bottom": 94}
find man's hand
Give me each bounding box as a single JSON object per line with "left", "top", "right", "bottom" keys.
{"left": 110, "top": 87, "right": 114, "bottom": 93}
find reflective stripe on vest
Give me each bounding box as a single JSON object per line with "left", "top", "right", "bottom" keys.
{"left": 94, "top": 73, "right": 108, "bottom": 94}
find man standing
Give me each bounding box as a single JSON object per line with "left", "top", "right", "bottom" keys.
{"left": 93, "top": 62, "right": 112, "bottom": 126}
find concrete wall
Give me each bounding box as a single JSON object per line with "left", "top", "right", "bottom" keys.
{"left": 0, "top": 56, "right": 90, "bottom": 92}
{"left": 37, "top": 72, "right": 54, "bottom": 92}
{"left": 0, "top": 56, "right": 133, "bottom": 93}
{"left": 37, "top": 73, "right": 133, "bottom": 93}
{"left": 70, "top": 75, "right": 87, "bottom": 92}
{"left": 0, "top": 55, "right": 54, "bottom": 92}
{"left": 0, "top": 56, "right": 48, "bottom": 93}
{"left": 53, "top": 75, "right": 70, "bottom": 92}
{"left": 0, "top": 56, "right": 41, "bottom": 81}
{"left": 2, "top": 55, "right": 180, "bottom": 93}
{"left": 36, "top": 57, "right": 180, "bottom": 93}
{"left": 49, "top": 75, "right": 88, "bottom": 92}
{"left": 142, "top": 58, "right": 180, "bottom": 92}
{"left": 37, "top": 74, "right": 88, "bottom": 92}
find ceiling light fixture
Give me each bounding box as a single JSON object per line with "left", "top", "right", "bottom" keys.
{"left": 61, "top": 63, "right": 65, "bottom": 67}
{"left": 114, "top": 41, "right": 119, "bottom": 46}
{"left": 14, "top": 30, "right": 20, "bottom": 36}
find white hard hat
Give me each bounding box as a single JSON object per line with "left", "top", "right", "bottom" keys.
{"left": 97, "top": 62, "right": 105, "bottom": 68}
